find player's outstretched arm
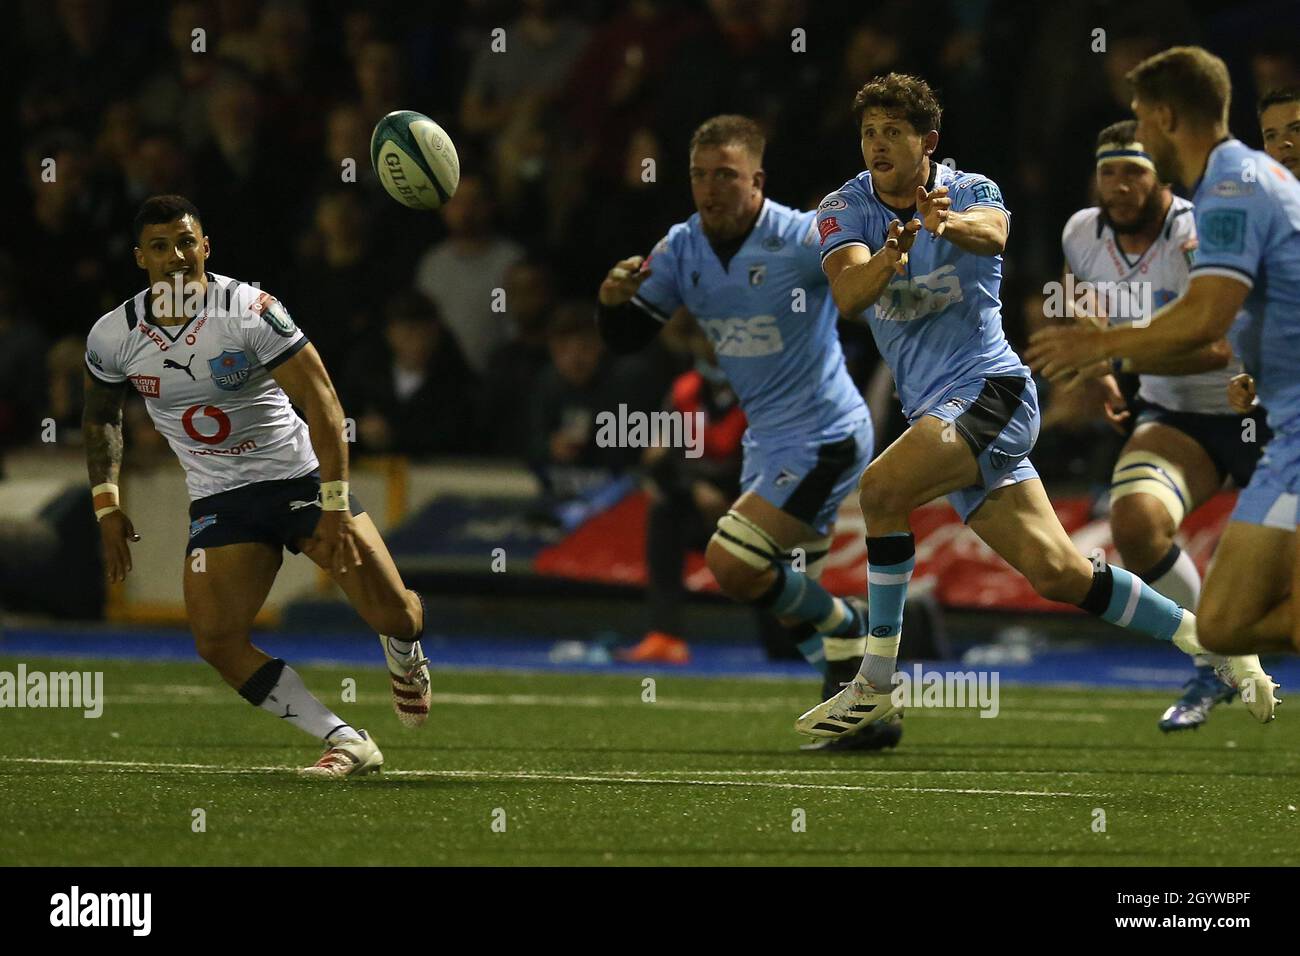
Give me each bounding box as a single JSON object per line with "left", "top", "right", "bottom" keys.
{"left": 596, "top": 255, "right": 663, "bottom": 353}
{"left": 83, "top": 370, "right": 137, "bottom": 583}
{"left": 270, "top": 344, "right": 362, "bottom": 574}
{"left": 1027, "top": 275, "right": 1248, "bottom": 382}
{"left": 1123, "top": 337, "right": 1234, "bottom": 376}
{"left": 923, "top": 188, "right": 1007, "bottom": 256}
{"left": 823, "top": 219, "right": 918, "bottom": 318}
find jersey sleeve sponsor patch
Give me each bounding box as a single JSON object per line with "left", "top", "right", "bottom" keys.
{"left": 249, "top": 292, "right": 297, "bottom": 337}
{"left": 818, "top": 216, "right": 843, "bottom": 243}
{"left": 969, "top": 181, "right": 1004, "bottom": 206}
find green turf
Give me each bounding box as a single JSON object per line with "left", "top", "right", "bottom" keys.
{"left": 0, "top": 654, "right": 1296, "bottom": 866}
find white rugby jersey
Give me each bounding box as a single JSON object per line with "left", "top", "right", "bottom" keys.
{"left": 1061, "top": 196, "right": 1241, "bottom": 415}
{"left": 85, "top": 273, "right": 317, "bottom": 500}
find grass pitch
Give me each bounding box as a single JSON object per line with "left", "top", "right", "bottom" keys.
{"left": 1, "top": 654, "right": 1297, "bottom": 866}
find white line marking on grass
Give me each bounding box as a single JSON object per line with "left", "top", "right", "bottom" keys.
{"left": 3, "top": 757, "right": 1093, "bottom": 798}
{"left": 105, "top": 688, "right": 1106, "bottom": 721}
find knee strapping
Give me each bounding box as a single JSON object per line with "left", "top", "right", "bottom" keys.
{"left": 1110, "top": 451, "right": 1191, "bottom": 527}
{"left": 712, "top": 510, "right": 781, "bottom": 571}
{"left": 787, "top": 535, "right": 833, "bottom": 580}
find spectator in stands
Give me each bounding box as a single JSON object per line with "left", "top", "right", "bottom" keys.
{"left": 621, "top": 324, "right": 746, "bottom": 664}
{"left": 530, "top": 302, "right": 639, "bottom": 500}
{"left": 343, "top": 291, "right": 478, "bottom": 460}
{"left": 413, "top": 173, "right": 524, "bottom": 374}
{"left": 288, "top": 190, "right": 396, "bottom": 371}
{"left": 134, "top": 0, "right": 220, "bottom": 149}
{"left": 459, "top": 0, "right": 590, "bottom": 141}
{"left": 191, "top": 64, "right": 285, "bottom": 281}
{"left": 0, "top": 256, "right": 49, "bottom": 457}
{"left": 479, "top": 258, "right": 556, "bottom": 457}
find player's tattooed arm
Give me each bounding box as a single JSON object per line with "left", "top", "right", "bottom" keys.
{"left": 82, "top": 370, "right": 127, "bottom": 485}
{"left": 270, "top": 343, "right": 349, "bottom": 483}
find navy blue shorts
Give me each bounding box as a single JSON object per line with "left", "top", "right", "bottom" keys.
{"left": 1133, "top": 399, "right": 1270, "bottom": 489}
{"left": 186, "top": 472, "right": 365, "bottom": 555}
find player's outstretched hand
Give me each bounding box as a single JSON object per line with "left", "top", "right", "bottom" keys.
{"left": 99, "top": 510, "right": 139, "bottom": 584}
{"left": 1025, "top": 325, "right": 1106, "bottom": 384}
{"left": 883, "top": 218, "right": 921, "bottom": 274}
{"left": 599, "top": 255, "right": 652, "bottom": 307}
{"left": 916, "top": 185, "right": 951, "bottom": 236}
{"left": 308, "top": 510, "right": 364, "bottom": 576}
{"left": 1227, "top": 373, "right": 1256, "bottom": 414}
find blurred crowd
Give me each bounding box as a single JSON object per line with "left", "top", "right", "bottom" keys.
{"left": 2, "top": 0, "right": 1295, "bottom": 491}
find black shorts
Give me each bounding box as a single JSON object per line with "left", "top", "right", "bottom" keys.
{"left": 186, "top": 472, "right": 365, "bottom": 555}
{"left": 1133, "top": 399, "right": 1272, "bottom": 489}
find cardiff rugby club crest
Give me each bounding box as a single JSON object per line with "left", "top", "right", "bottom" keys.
{"left": 209, "top": 349, "right": 253, "bottom": 390}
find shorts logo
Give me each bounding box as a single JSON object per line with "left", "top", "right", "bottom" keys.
{"left": 1198, "top": 209, "right": 1246, "bottom": 254}
{"left": 818, "top": 216, "right": 842, "bottom": 244}
{"left": 988, "top": 445, "right": 1009, "bottom": 470}
{"left": 129, "top": 374, "right": 160, "bottom": 398}
{"left": 944, "top": 397, "right": 969, "bottom": 411}
{"left": 189, "top": 514, "right": 217, "bottom": 537}
{"left": 749, "top": 263, "right": 766, "bottom": 287}
{"left": 774, "top": 468, "right": 800, "bottom": 488}
{"left": 209, "top": 350, "right": 253, "bottom": 390}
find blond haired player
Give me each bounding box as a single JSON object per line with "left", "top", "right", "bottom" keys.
{"left": 83, "top": 195, "right": 431, "bottom": 778}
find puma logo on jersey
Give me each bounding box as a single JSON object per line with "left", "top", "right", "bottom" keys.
{"left": 163, "top": 354, "right": 197, "bottom": 380}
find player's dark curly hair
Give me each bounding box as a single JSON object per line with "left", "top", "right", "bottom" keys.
{"left": 133, "top": 195, "right": 203, "bottom": 245}
{"left": 852, "top": 73, "right": 942, "bottom": 135}
{"left": 1096, "top": 119, "right": 1139, "bottom": 150}
{"left": 1258, "top": 85, "right": 1300, "bottom": 118}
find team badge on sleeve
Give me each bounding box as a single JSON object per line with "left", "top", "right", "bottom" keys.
{"left": 209, "top": 350, "right": 253, "bottom": 390}
{"left": 818, "top": 217, "right": 842, "bottom": 244}
{"left": 250, "top": 292, "right": 297, "bottom": 337}
{"left": 1199, "top": 210, "right": 1246, "bottom": 254}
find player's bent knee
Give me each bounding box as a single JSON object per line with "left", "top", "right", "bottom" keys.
{"left": 1028, "top": 552, "right": 1092, "bottom": 605}
{"left": 708, "top": 511, "right": 780, "bottom": 600}
{"left": 857, "top": 467, "right": 909, "bottom": 522}
{"left": 1109, "top": 496, "right": 1175, "bottom": 569}
{"left": 192, "top": 629, "right": 250, "bottom": 667}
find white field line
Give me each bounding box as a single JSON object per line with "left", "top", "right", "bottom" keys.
{"left": 106, "top": 686, "right": 1107, "bottom": 722}
{"left": 2, "top": 757, "right": 1093, "bottom": 798}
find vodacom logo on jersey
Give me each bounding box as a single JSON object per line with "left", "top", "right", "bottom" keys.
{"left": 181, "top": 404, "right": 232, "bottom": 444}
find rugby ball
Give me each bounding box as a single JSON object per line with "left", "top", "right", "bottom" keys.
{"left": 370, "top": 110, "right": 461, "bottom": 211}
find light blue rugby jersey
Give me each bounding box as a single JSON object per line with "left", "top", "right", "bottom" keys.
{"left": 814, "top": 162, "right": 1026, "bottom": 419}
{"left": 632, "top": 198, "right": 867, "bottom": 442}
{"left": 1190, "top": 139, "right": 1300, "bottom": 434}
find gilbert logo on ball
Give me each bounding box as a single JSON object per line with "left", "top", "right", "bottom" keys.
{"left": 370, "top": 109, "right": 461, "bottom": 211}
